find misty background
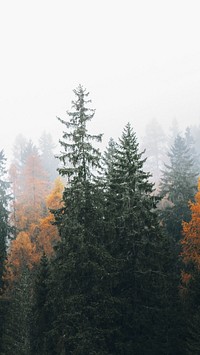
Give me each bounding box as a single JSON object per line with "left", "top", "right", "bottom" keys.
{"left": 1, "top": 0, "right": 200, "bottom": 164}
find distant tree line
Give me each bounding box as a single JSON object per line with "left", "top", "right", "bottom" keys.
{"left": 0, "top": 85, "right": 200, "bottom": 354}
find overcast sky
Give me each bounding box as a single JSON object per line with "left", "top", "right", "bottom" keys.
{"left": 1, "top": 0, "right": 200, "bottom": 160}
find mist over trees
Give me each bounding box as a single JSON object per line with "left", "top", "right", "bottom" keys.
{"left": 0, "top": 85, "right": 200, "bottom": 354}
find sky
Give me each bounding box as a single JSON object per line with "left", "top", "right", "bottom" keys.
{"left": 1, "top": 0, "right": 200, "bottom": 160}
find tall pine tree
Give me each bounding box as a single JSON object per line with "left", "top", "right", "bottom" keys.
{"left": 48, "top": 85, "right": 119, "bottom": 354}
{"left": 102, "top": 123, "right": 176, "bottom": 354}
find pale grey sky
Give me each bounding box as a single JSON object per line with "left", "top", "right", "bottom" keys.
{"left": 1, "top": 0, "right": 200, "bottom": 159}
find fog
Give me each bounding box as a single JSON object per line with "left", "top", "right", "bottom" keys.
{"left": 1, "top": 0, "right": 200, "bottom": 161}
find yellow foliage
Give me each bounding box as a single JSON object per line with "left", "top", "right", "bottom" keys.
{"left": 46, "top": 176, "right": 64, "bottom": 209}
{"left": 5, "top": 177, "right": 64, "bottom": 287}
{"left": 5, "top": 231, "right": 40, "bottom": 283}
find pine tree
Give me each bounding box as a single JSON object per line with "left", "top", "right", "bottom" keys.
{"left": 185, "top": 126, "right": 200, "bottom": 174}
{"left": 49, "top": 85, "right": 119, "bottom": 354}
{"left": 180, "top": 263, "right": 200, "bottom": 355}
{"left": 159, "top": 134, "right": 198, "bottom": 241}
{"left": 158, "top": 134, "right": 198, "bottom": 354}
{"left": 142, "top": 118, "right": 167, "bottom": 186}
{"left": 102, "top": 123, "right": 175, "bottom": 354}
{"left": 30, "top": 253, "right": 51, "bottom": 355}
{"left": 2, "top": 266, "right": 33, "bottom": 355}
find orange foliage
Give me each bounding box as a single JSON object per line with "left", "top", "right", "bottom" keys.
{"left": 9, "top": 152, "right": 50, "bottom": 232}
{"left": 181, "top": 178, "right": 200, "bottom": 268}
{"left": 181, "top": 178, "right": 200, "bottom": 289}
{"left": 36, "top": 177, "right": 64, "bottom": 255}
{"left": 46, "top": 176, "right": 64, "bottom": 209}
{"left": 5, "top": 231, "right": 40, "bottom": 282}
{"left": 5, "top": 177, "right": 64, "bottom": 285}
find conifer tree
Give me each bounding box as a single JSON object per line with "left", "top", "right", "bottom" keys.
{"left": 30, "top": 253, "right": 51, "bottom": 355}
{"left": 159, "top": 133, "right": 198, "bottom": 354}
{"left": 103, "top": 123, "right": 175, "bottom": 353}
{"left": 142, "top": 118, "right": 167, "bottom": 186}
{"left": 159, "top": 134, "right": 198, "bottom": 241}
{"left": 49, "top": 85, "right": 119, "bottom": 354}
{"left": 2, "top": 266, "right": 32, "bottom": 355}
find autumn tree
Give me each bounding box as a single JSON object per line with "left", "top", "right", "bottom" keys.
{"left": 31, "top": 177, "right": 64, "bottom": 256}
{"left": 181, "top": 178, "right": 200, "bottom": 274}
{"left": 5, "top": 177, "right": 63, "bottom": 286}
{"left": 180, "top": 178, "right": 200, "bottom": 354}
{"left": 10, "top": 143, "right": 50, "bottom": 233}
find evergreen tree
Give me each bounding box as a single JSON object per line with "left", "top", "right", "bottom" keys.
{"left": 181, "top": 263, "right": 200, "bottom": 355}
{"left": 185, "top": 126, "right": 200, "bottom": 174}
{"left": 49, "top": 85, "right": 119, "bottom": 354}
{"left": 103, "top": 123, "right": 176, "bottom": 354}
{"left": 168, "top": 118, "right": 180, "bottom": 149}
{"left": 2, "top": 266, "right": 32, "bottom": 355}
{"left": 142, "top": 118, "right": 167, "bottom": 186}
{"left": 159, "top": 134, "right": 198, "bottom": 241}
{"left": 30, "top": 253, "right": 51, "bottom": 355}
{"left": 158, "top": 134, "right": 198, "bottom": 354}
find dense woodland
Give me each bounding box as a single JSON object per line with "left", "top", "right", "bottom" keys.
{"left": 1, "top": 85, "right": 200, "bottom": 354}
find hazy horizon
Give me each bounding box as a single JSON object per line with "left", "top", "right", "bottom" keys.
{"left": 1, "top": 1, "right": 200, "bottom": 161}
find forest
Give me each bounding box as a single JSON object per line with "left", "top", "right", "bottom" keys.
{"left": 1, "top": 85, "right": 200, "bottom": 354}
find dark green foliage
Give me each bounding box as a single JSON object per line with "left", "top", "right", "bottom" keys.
{"left": 158, "top": 133, "right": 197, "bottom": 354}
{"left": 48, "top": 239, "right": 120, "bottom": 354}
{"left": 49, "top": 85, "right": 121, "bottom": 353}
{"left": 0, "top": 297, "right": 9, "bottom": 354}
{"left": 2, "top": 267, "right": 33, "bottom": 355}
{"left": 56, "top": 84, "right": 102, "bottom": 182}
{"left": 181, "top": 263, "right": 200, "bottom": 355}
{"left": 102, "top": 124, "right": 176, "bottom": 353}
{"left": 159, "top": 134, "right": 198, "bottom": 241}
{"left": 1, "top": 87, "right": 193, "bottom": 354}
{"left": 30, "top": 253, "right": 52, "bottom": 355}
